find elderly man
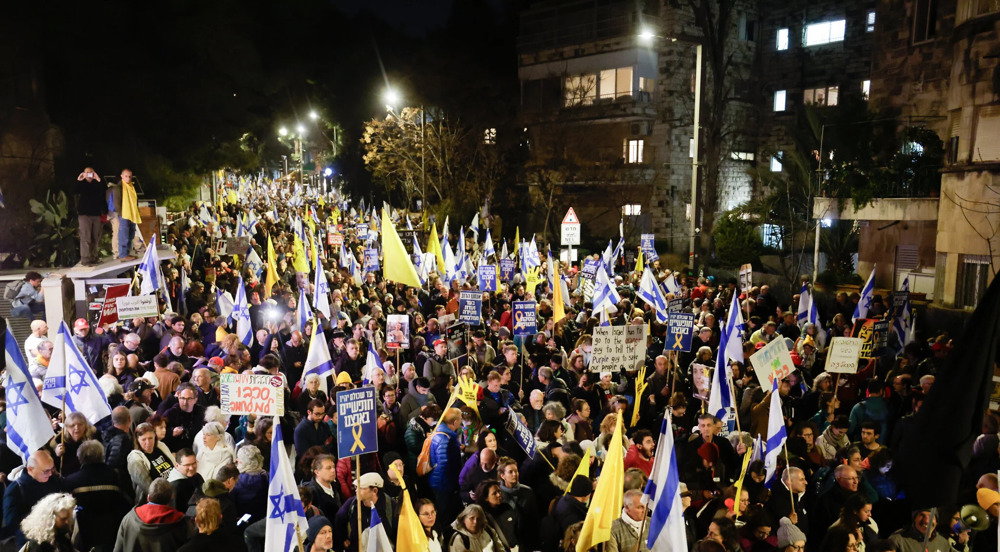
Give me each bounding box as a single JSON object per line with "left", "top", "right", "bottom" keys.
{"left": 609, "top": 489, "right": 650, "bottom": 552}
{"left": 72, "top": 318, "right": 113, "bottom": 372}
{"left": 3, "top": 450, "right": 65, "bottom": 545}
{"left": 813, "top": 465, "right": 859, "bottom": 541}
{"left": 114, "top": 479, "right": 193, "bottom": 552}
{"left": 191, "top": 367, "right": 219, "bottom": 408}
{"left": 163, "top": 383, "right": 206, "bottom": 451}
{"left": 888, "top": 508, "right": 954, "bottom": 552}
{"left": 459, "top": 448, "right": 498, "bottom": 504}
{"left": 30, "top": 340, "right": 54, "bottom": 382}
{"left": 766, "top": 466, "right": 809, "bottom": 534}
{"left": 165, "top": 336, "right": 193, "bottom": 371}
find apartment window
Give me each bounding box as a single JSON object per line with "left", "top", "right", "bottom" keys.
{"left": 913, "top": 0, "right": 937, "bottom": 43}
{"left": 774, "top": 90, "right": 787, "bottom": 111}
{"left": 862, "top": 80, "right": 871, "bottom": 100}
{"left": 625, "top": 139, "right": 645, "bottom": 163}
{"left": 803, "top": 85, "right": 839, "bottom": 106}
{"left": 484, "top": 128, "right": 496, "bottom": 145}
{"left": 731, "top": 151, "right": 756, "bottom": 161}
{"left": 867, "top": 11, "right": 876, "bottom": 32}
{"left": 599, "top": 67, "right": 634, "bottom": 100}
{"left": 762, "top": 224, "right": 784, "bottom": 248}
{"left": 804, "top": 20, "right": 846, "bottom": 46}
{"left": 564, "top": 74, "right": 597, "bottom": 106}
{"left": 638, "top": 77, "right": 654, "bottom": 94}
{"left": 957, "top": 255, "right": 990, "bottom": 308}
{"left": 777, "top": 28, "right": 789, "bottom": 50}
{"left": 623, "top": 204, "right": 642, "bottom": 216}
{"left": 739, "top": 14, "right": 756, "bottom": 41}
{"left": 974, "top": 0, "right": 1000, "bottom": 17}
{"left": 770, "top": 153, "right": 783, "bottom": 172}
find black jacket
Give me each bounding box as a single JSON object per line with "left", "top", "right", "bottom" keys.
{"left": 65, "top": 463, "right": 132, "bottom": 552}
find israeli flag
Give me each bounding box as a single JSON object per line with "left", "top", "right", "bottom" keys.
{"left": 662, "top": 272, "right": 681, "bottom": 296}
{"left": 893, "top": 277, "right": 915, "bottom": 346}
{"left": 642, "top": 415, "right": 687, "bottom": 552}
{"left": 264, "top": 416, "right": 308, "bottom": 552}
{"left": 708, "top": 293, "right": 744, "bottom": 419}
{"left": 470, "top": 212, "right": 480, "bottom": 239}
{"left": 233, "top": 276, "right": 253, "bottom": 346}
{"left": 42, "top": 323, "right": 112, "bottom": 424}
{"left": 246, "top": 248, "right": 264, "bottom": 279}
{"left": 363, "top": 508, "right": 393, "bottom": 552}
{"left": 853, "top": 265, "right": 876, "bottom": 322}
{"left": 796, "top": 284, "right": 811, "bottom": 327}
{"left": 483, "top": 229, "right": 495, "bottom": 259}
{"left": 295, "top": 288, "right": 312, "bottom": 334}
{"left": 443, "top": 235, "right": 457, "bottom": 284}
{"left": 500, "top": 240, "right": 508, "bottom": 260}
{"left": 455, "top": 227, "right": 468, "bottom": 282}
{"left": 763, "top": 376, "right": 788, "bottom": 488}
{"left": 198, "top": 205, "right": 215, "bottom": 226}
{"left": 601, "top": 240, "right": 614, "bottom": 269}
{"left": 350, "top": 251, "right": 363, "bottom": 286}
{"left": 340, "top": 243, "right": 351, "bottom": 269}
{"left": 215, "top": 289, "right": 235, "bottom": 323}
{"left": 4, "top": 329, "right": 56, "bottom": 461}
{"left": 302, "top": 325, "right": 334, "bottom": 394}
{"left": 637, "top": 267, "right": 668, "bottom": 323}
{"left": 363, "top": 341, "right": 384, "bottom": 386}
{"left": 592, "top": 262, "right": 621, "bottom": 316}
{"left": 138, "top": 235, "right": 167, "bottom": 299}
{"left": 313, "top": 255, "right": 331, "bottom": 320}
{"left": 178, "top": 268, "right": 190, "bottom": 317}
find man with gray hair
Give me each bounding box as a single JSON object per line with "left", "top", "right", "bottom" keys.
{"left": 114, "top": 478, "right": 193, "bottom": 552}
{"left": 2, "top": 449, "right": 64, "bottom": 546}
{"left": 65, "top": 440, "right": 131, "bottom": 551}
{"left": 30, "top": 340, "right": 54, "bottom": 382}
{"left": 766, "top": 466, "right": 809, "bottom": 534}
{"left": 609, "top": 489, "right": 650, "bottom": 552}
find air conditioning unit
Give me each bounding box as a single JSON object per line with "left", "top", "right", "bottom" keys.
{"left": 630, "top": 121, "right": 652, "bottom": 136}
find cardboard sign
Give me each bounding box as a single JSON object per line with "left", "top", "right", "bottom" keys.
{"left": 116, "top": 295, "right": 159, "bottom": 319}
{"left": 499, "top": 259, "right": 516, "bottom": 282}
{"left": 220, "top": 236, "right": 251, "bottom": 256}
{"left": 825, "top": 337, "right": 864, "bottom": 374}
{"left": 692, "top": 363, "right": 711, "bottom": 400}
{"left": 458, "top": 291, "right": 482, "bottom": 325}
{"left": 386, "top": 314, "right": 410, "bottom": 349}
{"left": 853, "top": 319, "right": 890, "bottom": 359}
{"left": 512, "top": 301, "right": 537, "bottom": 336}
{"left": 220, "top": 373, "right": 285, "bottom": 416}
{"left": 665, "top": 312, "right": 696, "bottom": 352}
{"left": 336, "top": 387, "right": 378, "bottom": 459}
{"left": 581, "top": 259, "right": 599, "bottom": 280}
{"left": 739, "top": 264, "right": 753, "bottom": 293}
{"left": 590, "top": 324, "right": 647, "bottom": 372}
{"left": 749, "top": 338, "right": 796, "bottom": 387}
{"left": 641, "top": 234, "right": 659, "bottom": 262}
{"left": 478, "top": 265, "right": 498, "bottom": 292}
{"left": 364, "top": 249, "right": 379, "bottom": 272}
{"left": 505, "top": 410, "right": 537, "bottom": 459}
{"left": 99, "top": 284, "right": 132, "bottom": 326}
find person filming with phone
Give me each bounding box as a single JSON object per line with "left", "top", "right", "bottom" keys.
{"left": 76, "top": 166, "right": 107, "bottom": 266}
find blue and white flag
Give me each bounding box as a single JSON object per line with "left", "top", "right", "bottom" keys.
{"left": 233, "top": 276, "right": 253, "bottom": 346}
{"left": 42, "top": 323, "right": 112, "bottom": 424}
{"left": 749, "top": 434, "right": 763, "bottom": 463}
{"left": 662, "top": 272, "right": 682, "bottom": 296}
{"left": 363, "top": 341, "right": 384, "bottom": 386}
{"left": 796, "top": 284, "right": 811, "bottom": 327}
{"left": 470, "top": 212, "right": 480, "bottom": 239}
{"left": 709, "top": 293, "right": 745, "bottom": 420}
{"left": 138, "top": 235, "right": 167, "bottom": 299}
{"left": 456, "top": 227, "right": 468, "bottom": 282}
{"left": 483, "top": 229, "right": 495, "bottom": 259}
{"left": 611, "top": 237, "right": 624, "bottom": 268}
{"left": 4, "top": 329, "right": 56, "bottom": 461}
{"left": 364, "top": 507, "right": 393, "bottom": 552}
{"left": 601, "top": 240, "right": 614, "bottom": 269}
{"left": 853, "top": 265, "right": 876, "bottom": 322}
{"left": 198, "top": 205, "right": 215, "bottom": 226}
{"left": 295, "top": 287, "right": 312, "bottom": 334}
{"left": 215, "top": 289, "right": 235, "bottom": 322}
{"left": 592, "top": 263, "right": 621, "bottom": 315}
{"left": 302, "top": 324, "right": 334, "bottom": 394}
{"left": 264, "top": 416, "right": 308, "bottom": 552}
{"left": 313, "top": 253, "right": 331, "bottom": 320}
{"left": 637, "top": 268, "right": 668, "bottom": 323}
{"left": 340, "top": 243, "right": 351, "bottom": 269}
{"left": 500, "top": 240, "right": 508, "bottom": 260}
{"left": 893, "top": 276, "right": 915, "bottom": 347}
{"left": 178, "top": 268, "right": 190, "bottom": 317}
{"left": 763, "top": 376, "right": 787, "bottom": 488}
{"left": 246, "top": 248, "right": 264, "bottom": 279}
{"left": 642, "top": 415, "right": 687, "bottom": 552}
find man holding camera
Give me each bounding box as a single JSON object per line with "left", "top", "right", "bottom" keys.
{"left": 76, "top": 167, "right": 107, "bottom": 266}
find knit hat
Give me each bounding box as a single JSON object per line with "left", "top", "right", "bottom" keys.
{"left": 977, "top": 488, "right": 1000, "bottom": 510}
{"left": 777, "top": 517, "right": 806, "bottom": 548}
{"left": 336, "top": 371, "right": 353, "bottom": 385}
{"left": 305, "top": 516, "right": 331, "bottom": 548}
{"left": 568, "top": 476, "right": 592, "bottom": 498}
{"left": 697, "top": 442, "right": 720, "bottom": 464}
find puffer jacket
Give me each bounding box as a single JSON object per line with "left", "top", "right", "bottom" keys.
{"left": 428, "top": 426, "right": 460, "bottom": 492}
{"left": 403, "top": 416, "right": 432, "bottom": 473}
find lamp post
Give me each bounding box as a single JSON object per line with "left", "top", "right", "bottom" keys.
{"left": 640, "top": 29, "right": 703, "bottom": 270}
{"left": 384, "top": 88, "right": 426, "bottom": 220}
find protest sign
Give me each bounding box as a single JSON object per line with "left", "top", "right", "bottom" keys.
{"left": 581, "top": 259, "right": 599, "bottom": 280}
{"left": 691, "top": 363, "right": 711, "bottom": 400}
{"left": 328, "top": 232, "right": 344, "bottom": 247}
{"left": 825, "top": 337, "right": 864, "bottom": 374}
{"left": 99, "top": 284, "right": 131, "bottom": 326}
{"left": 853, "top": 319, "right": 890, "bottom": 359}
{"left": 641, "top": 234, "right": 659, "bottom": 262}
{"left": 220, "top": 236, "right": 251, "bottom": 256}
{"left": 892, "top": 291, "right": 909, "bottom": 318}
{"left": 505, "top": 410, "right": 537, "bottom": 459}
{"left": 664, "top": 312, "right": 696, "bottom": 352}
{"left": 398, "top": 230, "right": 417, "bottom": 253}
{"left": 512, "top": 301, "right": 537, "bottom": 336}
{"left": 478, "top": 265, "right": 498, "bottom": 292}
{"left": 499, "top": 259, "right": 516, "bottom": 282}
{"left": 749, "top": 337, "right": 796, "bottom": 387}
{"left": 667, "top": 298, "right": 684, "bottom": 313}
{"left": 116, "top": 295, "right": 159, "bottom": 319}
{"left": 336, "top": 387, "right": 378, "bottom": 459}
{"left": 458, "top": 291, "right": 482, "bottom": 325}
{"left": 739, "top": 264, "right": 753, "bottom": 293}
{"left": 386, "top": 314, "right": 410, "bottom": 349}
{"left": 590, "top": 324, "right": 647, "bottom": 372}
{"left": 220, "top": 373, "right": 285, "bottom": 416}
{"left": 364, "top": 249, "right": 379, "bottom": 272}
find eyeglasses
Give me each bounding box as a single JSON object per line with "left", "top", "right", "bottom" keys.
{"left": 419, "top": 511, "right": 437, "bottom": 517}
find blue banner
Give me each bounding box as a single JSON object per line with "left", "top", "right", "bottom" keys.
{"left": 499, "top": 259, "right": 516, "bottom": 282}
{"left": 335, "top": 387, "right": 378, "bottom": 459}
{"left": 458, "top": 291, "right": 483, "bottom": 325}
{"left": 665, "top": 312, "right": 696, "bottom": 352}
{"left": 364, "top": 249, "right": 379, "bottom": 272}
{"left": 640, "top": 234, "right": 659, "bottom": 262}
{"left": 512, "top": 301, "right": 537, "bottom": 336}
{"left": 505, "top": 411, "right": 537, "bottom": 459}
{"left": 478, "top": 265, "right": 498, "bottom": 292}
{"left": 667, "top": 298, "right": 684, "bottom": 312}
{"left": 581, "top": 259, "right": 599, "bottom": 280}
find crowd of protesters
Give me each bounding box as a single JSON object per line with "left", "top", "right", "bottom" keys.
{"left": 0, "top": 180, "right": 997, "bottom": 552}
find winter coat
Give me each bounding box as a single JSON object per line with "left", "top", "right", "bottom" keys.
{"left": 113, "top": 503, "right": 195, "bottom": 552}
{"left": 127, "top": 443, "right": 177, "bottom": 504}
{"left": 429, "top": 426, "right": 461, "bottom": 492}
{"left": 458, "top": 452, "right": 498, "bottom": 503}
{"left": 608, "top": 516, "right": 650, "bottom": 552}
{"left": 65, "top": 462, "right": 132, "bottom": 552}
{"left": 815, "top": 424, "right": 850, "bottom": 461}
{"left": 448, "top": 518, "right": 508, "bottom": 552}
{"left": 400, "top": 390, "right": 436, "bottom": 423}
{"left": 404, "top": 416, "right": 433, "bottom": 472}
{"left": 104, "top": 426, "right": 134, "bottom": 473}
{"left": 195, "top": 442, "right": 236, "bottom": 481}
{"left": 230, "top": 470, "right": 269, "bottom": 524}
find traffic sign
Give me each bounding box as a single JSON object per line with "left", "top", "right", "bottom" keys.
{"left": 561, "top": 207, "right": 580, "bottom": 246}
{"left": 562, "top": 207, "right": 579, "bottom": 224}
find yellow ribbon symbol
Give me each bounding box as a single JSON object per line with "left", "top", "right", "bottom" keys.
{"left": 514, "top": 310, "right": 525, "bottom": 330}
{"left": 350, "top": 423, "right": 366, "bottom": 453}
{"left": 673, "top": 332, "right": 684, "bottom": 349}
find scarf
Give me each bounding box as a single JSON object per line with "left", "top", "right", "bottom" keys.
{"left": 621, "top": 508, "right": 644, "bottom": 535}
{"left": 122, "top": 181, "right": 142, "bottom": 224}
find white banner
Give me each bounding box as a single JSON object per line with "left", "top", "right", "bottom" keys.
{"left": 749, "top": 338, "right": 797, "bottom": 387}
{"left": 220, "top": 373, "right": 285, "bottom": 416}
{"left": 590, "top": 324, "right": 647, "bottom": 372}
{"left": 116, "top": 295, "right": 159, "bottom": 318}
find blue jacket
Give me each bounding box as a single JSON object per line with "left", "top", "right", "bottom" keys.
{"left": 428, "top": 426, "right": 461, "bottom": 492}
{"left": 73, "top": 331, "right": 114, "bottom": 373}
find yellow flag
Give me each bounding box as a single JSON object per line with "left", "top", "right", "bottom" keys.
{"left": 563, "top": 446, "right": 591, "bottom": 495}
{"left": 427, "top": 224, "right": 446, "bottom": 276}
{"left": 265, "top": 236, "right": 279, "bottom": 298}
{"left": 389, "top": 464, "right": 429, "bottom": 552}
{"left": 457, "top": 375, "right": 480, "bottom": 417}
{"left": 292, "top": 235, "right": 310, "bottom": 273}
{"left": 635, "top": 249, "right": 644, "bottom": 273}
{"left": 513, "top": 226, "right": 520, "bottom": 257}
{"left": 552, "top": 260, "right": 566, "bottom": 324}
{"left": 733, "top": 441, "right": 754, "bottom": 516}
{"left": 381, "top": 209, "right": 422, "bottom": 288}
{"left": 227, "top": 189, "right": 238, "bottom": 205}
{"left": 576, "top": 412, "right": 625, "bottom": 552}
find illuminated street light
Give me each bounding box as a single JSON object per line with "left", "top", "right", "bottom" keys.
{"left": 324, "top": 167, "right": 333, "bottom": 177}
{"left": 296, "top": 124, "right": 306, "bottom": 136}
{"left": 638, "top": 27, "right": 655, "bottom": 45}
{"left": 383, "top": 88, "right": 400, "bottom": 111}
{"left": 309, "top": 110, "right": 319, "bottom": 120}
{"left": 278, "top": 126, "right": 288, "bottom": 137}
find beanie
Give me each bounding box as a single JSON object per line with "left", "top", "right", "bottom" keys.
{"left": 777, "top": 517, "right": 806, "bottom": 548}
{"left": 697, "top": 442, "right": 720, "bottom": 464}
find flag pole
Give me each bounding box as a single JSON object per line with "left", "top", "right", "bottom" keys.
{"left": 782, "top": 432, "right": 794, "bottom": 515}
{"left": 295, "top": 520, "right": 305, "bottom": 552}
{"left": 356, "top": 455, "right": 363, "bottom": 550}
{"left": 632, "top": 515, "right": 647, "bottom": 552}
{"left": 728, "top": 369, "right": 743, "bottom": 436}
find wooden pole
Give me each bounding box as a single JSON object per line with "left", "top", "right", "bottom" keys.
{"left": 728, "top": 369, "right": 743, "bottom": 436}
{"left": 783, "top": 441, "right": 795, "bottom": 516}
{"left": 356, "top": 455, "right": 363, "bottom": 551}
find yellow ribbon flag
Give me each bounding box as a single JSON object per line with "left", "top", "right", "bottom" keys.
{"left": 732, "top": 442, "right": 754, "bottom": 516}
{"left": 513, "top": 226, "right": 520, "bottom": 257}
{"left": 576, "top": 412, "right": 625, "bottom": 552}
{"left": 227, "top": 189, "right": 238, "bottom": 205}
{"left": 381, "top": 209, "right": 423, "bottom": 288}
{"left": 427, "top": 223, "right": 446, "bottom": 276}
{"left": 635, "top": 249, "right": 644, "bottom": 273}
{"left": 552, "top": 260, "right": 566, "bottom": 324}
{"left": 265, "top": 236, "right": 280, "bottom": 298}
{"left": 563, "top": 446, "right": 591, "bottom": 496}
{"left": 388, "top": 464, "right": 429, "bottom": 552}
{"left": 292, "top": 235, "right": 310, "bottom": 273}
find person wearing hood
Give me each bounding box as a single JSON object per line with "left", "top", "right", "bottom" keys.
{"left": 608, "top": 489, "right": 650, "bottom": 552}
{"left": 230, "top": 445, "right": 269, "bottom": 525}
{"left": 449, "top": 504, "right": 510, "bottom": 552}
{"left": 114, "top": 478, "right": 194, "bottom": 552}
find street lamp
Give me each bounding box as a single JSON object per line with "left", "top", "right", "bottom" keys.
{"left": 382, "top": 87, "right": 426, "bottom": 218}
{"left": 383, "top": 88, "right": 401, "bottom": 111}
{"left": 640, "top": 30, "right": 702, "bottom": 270}
{"left": 279, "top": 126, "right": 288, "bottom": 137}
{"left": 309, "top": 110, "right": 319, "bottom": 121}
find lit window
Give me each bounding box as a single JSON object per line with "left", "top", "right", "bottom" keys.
{"left": 777, "top": 28, "right": 789, "bottom": 50}
{"left": 762, "top": 224, "right": 784, "bottom": 248}
{"left": 862, "top": 80, "right": 871, "bottom": 100}
{"left": 623, "top": 204, "right": 642, "bottom": 216}
{"left": 625, "top": 139, "right": 645, "bottom": 163}
{"left": 564, "top": 74, "right": 597, "bottom": 106}
{"left": 774, "top": 90, "right": 787, "bottom": 111}
{"left": 770, "top": 154, "right": 783, "bottom": 172}
{"left": 599, "top": 67, "right": 634, "bottom": 100}
{"left": 804, "top": 20, "right": 846, "bottom": 46}
{"left": 867, "top": 11, "right": 876, "bottom": 32}
{"left": 484, "top": 128, "right": 497, "bottom": 145}
{"left": 731, "top": 151, "right": 756, "bottom": 161}
{"left": 803, "top": 86, "right": 839, "bottom": 106}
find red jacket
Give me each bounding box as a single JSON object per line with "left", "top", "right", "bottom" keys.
{"left": 623, "top": 444, "right": 654, "bottom": 476}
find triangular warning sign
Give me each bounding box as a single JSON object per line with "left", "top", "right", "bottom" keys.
{"left": 562, "top": 207, "right": 579, "bottom": 225}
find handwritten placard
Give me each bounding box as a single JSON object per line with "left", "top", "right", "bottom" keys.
{"left": 590, "top": 324, "right": 647, "bottom": 372}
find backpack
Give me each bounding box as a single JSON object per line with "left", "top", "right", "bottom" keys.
{"left": 4, "top": 279, "right": 23, "bottom": 301}
{"left": 416, "top": 430, "right": 440, "bottom": 476}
